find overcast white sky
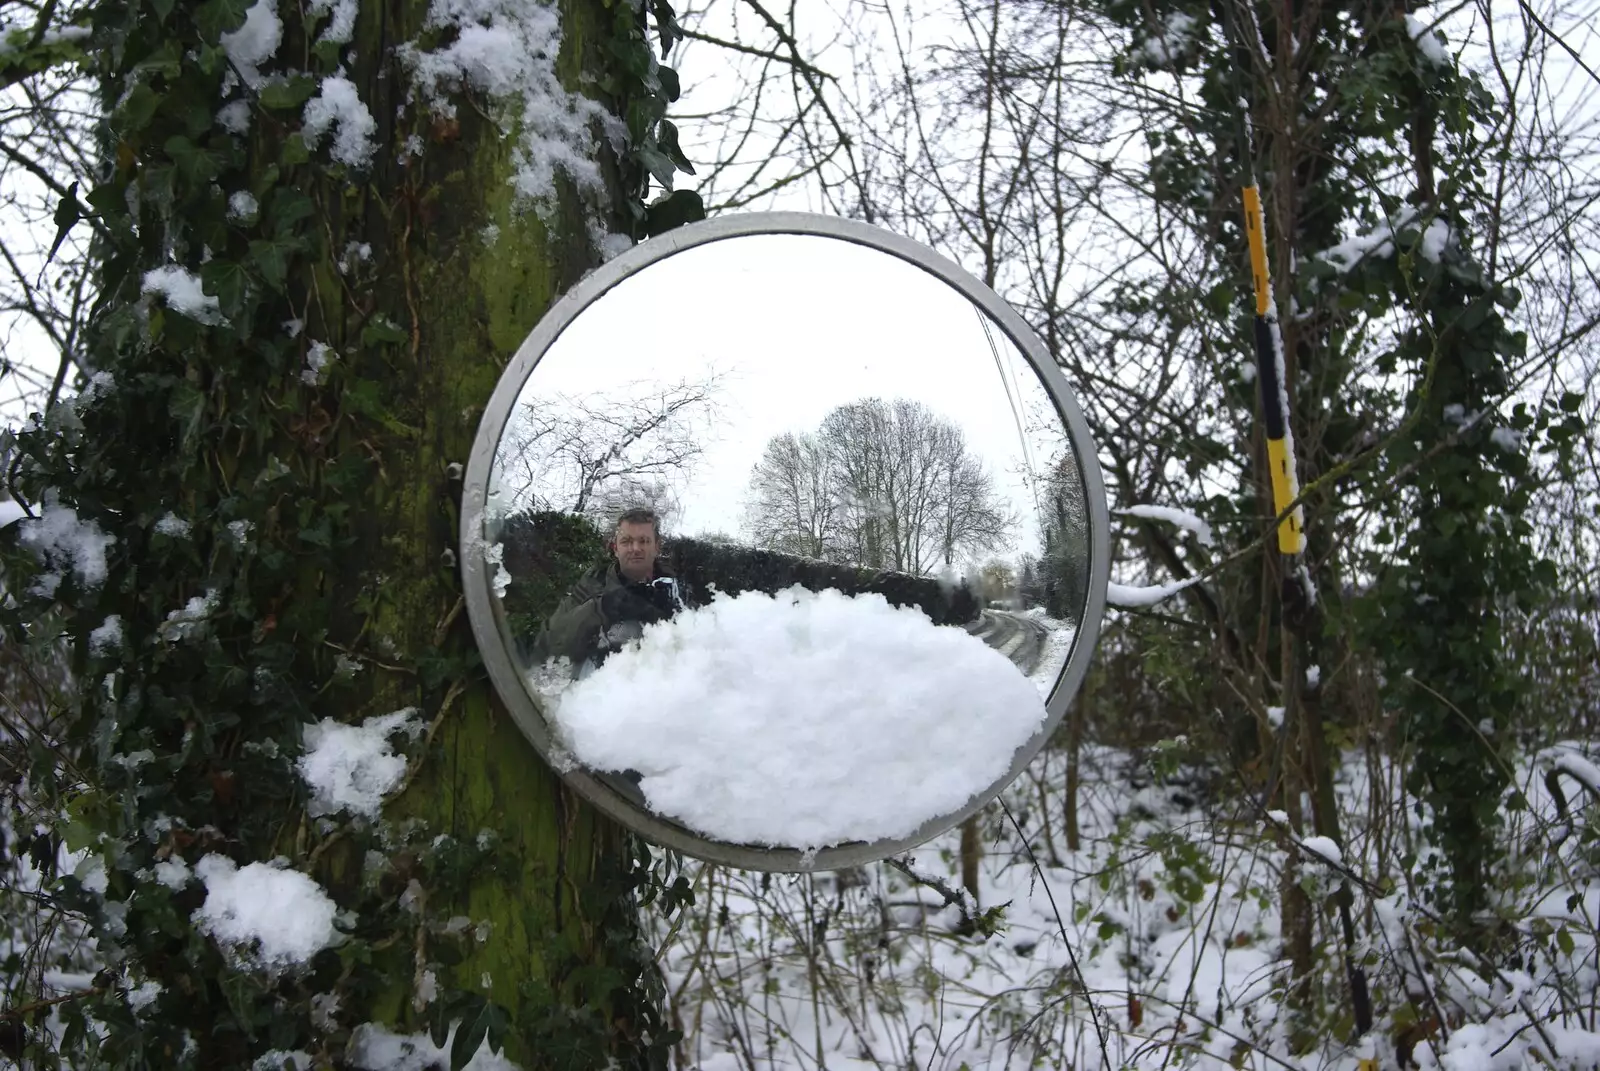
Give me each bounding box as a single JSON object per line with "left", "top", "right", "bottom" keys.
{"left": 492, "top": 233, "right": 1075, "bottom": 567}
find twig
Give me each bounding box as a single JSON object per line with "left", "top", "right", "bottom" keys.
{"left": 0, "top": 986, "right": 102, "bottom": 1021}
{"left": 884, "top": 855, "right": 974, "bottom": 921}
{"left": 677, "top": 26, "right": 835, "bottom": 82}
{"left": 1000, "top": 799, "right": 1111, "bottom": 1066}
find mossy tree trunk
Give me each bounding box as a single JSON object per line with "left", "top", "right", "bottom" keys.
{"left": 4, "top": 0, "right": 691, "bottom": 1066}
{"left": 318, "top": 2, "right": 664, "bottom": 1063}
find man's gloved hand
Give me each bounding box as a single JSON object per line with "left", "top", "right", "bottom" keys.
{"left": 599, "top": 584, "right": 668, "bottom": 627}
{"left": 641, "top": 577, "right": 681, "bottom": 616}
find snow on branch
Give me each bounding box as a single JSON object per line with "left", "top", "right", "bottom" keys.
{"left": 1300, "top": 835, "right": 1343, "bottom": 866}
{"left": 349, "top": 1021, "right": 519, "bottom": 1070}
{"left": 1553, "top": 752, "right": 1600, "bottom": 797}
{"left": 1315, "top": 206, "right": 1451, "bottom": 275}
{"left": 1405, "top": 14, "right": 1451, "bottom": 65}
{"left": 1115, "top": 504, "right": 1214, "bottom": 547}
{"left": 1106, "top": 576, "right": 1200, "bottom": 608}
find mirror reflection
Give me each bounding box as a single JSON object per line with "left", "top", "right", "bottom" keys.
{"left": 485, "top": 234, "right": 1091, "bottom": 854}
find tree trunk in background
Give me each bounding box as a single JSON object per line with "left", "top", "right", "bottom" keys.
{"left": 275, "top": 0, "right": 665, "bottom": 1059}
{"left": 1277, "top": 628, "right": 1317, "bottom": 1053}
{"left": 1065, "top": 673, "right": 1087, "bottom": 853}
{"left": 959, "top": 816, "right": 982, "bottom": 911}
{"left": 331, "top": 6, "right": 649, "bottom": 1050}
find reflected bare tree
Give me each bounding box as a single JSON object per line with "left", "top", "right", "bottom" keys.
{"left": 744, "top": 396, "right": 1013, "bottom": 573}
{"left": 495, "top": 374, "right": 723, "bottom": 517}
{"left": 740, "top": 430, "right": 838, "bottom": 557}
{"left": 587, "top": 474, "right": 684, "bottom": 531}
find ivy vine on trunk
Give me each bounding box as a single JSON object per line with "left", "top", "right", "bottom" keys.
{"left": 1, "top": 0, "right": 699, "bottom": 1066}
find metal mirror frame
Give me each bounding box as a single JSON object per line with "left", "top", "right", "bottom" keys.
{"left": 460, "top": 211, "right": 1111, "bottom": 872}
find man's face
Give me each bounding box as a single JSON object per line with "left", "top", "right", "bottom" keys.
{"left": 613, "top": 521, "right": 659, "bottom": 582}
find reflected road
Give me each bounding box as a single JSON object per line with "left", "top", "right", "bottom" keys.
{"left": 966, "top": 610, "right": 1052, "bottom": 674}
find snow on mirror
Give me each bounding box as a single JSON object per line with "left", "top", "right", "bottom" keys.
{"left": 463, "top": 215, "right": 1107, "bottom": 872}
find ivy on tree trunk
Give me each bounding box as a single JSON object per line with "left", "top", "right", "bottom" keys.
{"left": 2, "top": 0, "right": 697, "bottom": 1066}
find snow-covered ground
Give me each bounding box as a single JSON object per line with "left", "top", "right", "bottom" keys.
{"left": 9, "top": 737, "right": 1600, "bottom": 1070}
{"left": 647, "top": 739, "right": 1600, "bottom": 1070}
{"left": 1021, "top": 608, "right": 1075, "bottom": 696}
{"left": 9, "top": 641, "right": 1600, "bottom": 1070}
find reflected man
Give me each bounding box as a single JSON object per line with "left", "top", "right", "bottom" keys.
{"left": 536, "top": 508, "right": 688, "bottom": 677}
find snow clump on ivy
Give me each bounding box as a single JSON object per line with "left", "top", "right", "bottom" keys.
{"left": 398, "top": 0, "right": 615, "bottom": 215}
{"left": 227, "top": 190, "right": 258, "bottom": 221}
{"left": 1405, "top": 14, "right": 1451, "bottom": 65}
{"left": 126, "top": 981, "right": 162, "bottom": 1014}
{"left": 349, "top": 1022, "right": 519, "bottom": 1071}
{"left": 217, "top": 99, "right": 251, "bottom": 135}
{"left": 153, "top": 856, "right": 192, "bottom": 890}
{"left": 154, "top": 512, "right": 191, "bottom": 537}
{"left": 18, "top": 497, "right": 115, "bottom": 596}
{"left": 142, "top": 266, "right": 226, "bottom": 325}
{"left": 1490, "top": 425, "right": 1525, "bottom": 453}
{"left": 159, "top": 589, "right": 220, "bottom": 643}
{"left": 302, "top": 76, "right": 378, "bottom": 169}
{"left": 252, "top": 1053, "right": 311, "bottom": 1071}
{"left": 1138, "top": 11, "right": 1197, "bottom": 67}
{"left": 75, "top": 370, "right": 116, "bottom": 408}
{"left": 303, "top": 341, "right": 335, "bottom": 384}
{"left": 89, "top": 614, "right": 123, "bottom": 655}
{"left": 219, "top": 0, "right": 283, "bottom": 91}
{"left": 298, "top": 708, "right": 424, "bottom": 819}
{"left": 308, "top": 0, "right": 357, "bottom": 44}
{"left": 193, "top": 855, "right": 338, "bottom": 970}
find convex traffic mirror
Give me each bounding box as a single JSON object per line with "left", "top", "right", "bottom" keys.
{"left": 461, "top": 213, "right": 1109, "bottom": 871}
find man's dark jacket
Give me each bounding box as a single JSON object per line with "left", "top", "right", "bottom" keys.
{"left": 534, "top": 560, "right": 685, "bottom": 671}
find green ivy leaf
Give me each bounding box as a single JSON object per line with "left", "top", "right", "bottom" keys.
{"left": 268, "top": 188, "right": 314, "bottom": 235}
{"left": 451, "top": 996, "right": 510, "bottom": 1071}
{"left": 249, "top": 237, "right": 301, "bottom": 292}
{"left": 360, "top": 317, "right": 408, "bottom": 346}
{"left": 259, "top": 75, "right": 318, "bottom": 112}
{"left": 644, "top": 189, "right": 704, "bottom": 237}
{"left": 165, "top": 135, "right": 221, "bottom": 185}
{"left": 312, "top": 38, "right": 343, "bottom": 69}
{"left": 651, "top": 0, "right": 682, "bottom": 55}
{"left": 201, "top": 259, "right": 250, "bottom": 320}
{"left": 298, "top": 516, "right": 333, "bottom": 549}
{"left": 428, "top": 996, "right": 453, "bottom": 1050}
{"left": 196, "top": 0, "right": 251, "bottom": 44}
{"left": 656, "top": 120, "right": 695, "bottom": 175}
{"left": 116, "top": 83, "right": 162, "bottom": 133}
{"left": 635, "top": 145, "right": 678, "bottom": 189}
{"left": 281, "top": 133, "right": 310, "bottom": 167}
{"left": 656, "top": 65, "right": 681, "bottom": 103}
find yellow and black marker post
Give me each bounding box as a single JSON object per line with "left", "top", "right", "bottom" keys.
{"left": 1242, "top": 184, "right": 1306, "bottom": 558}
